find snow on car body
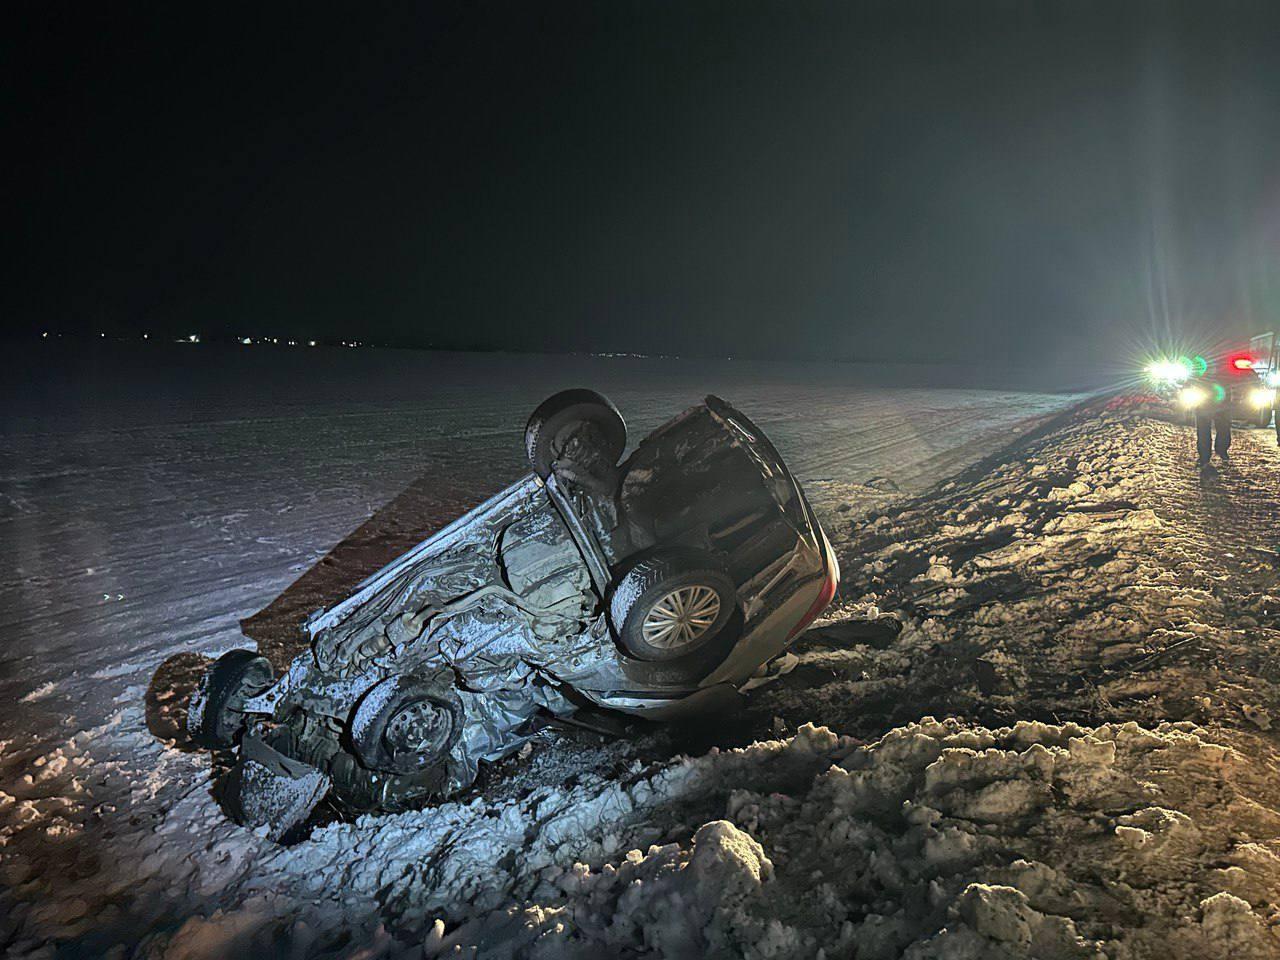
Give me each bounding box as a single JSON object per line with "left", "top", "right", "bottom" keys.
{"left": 187, "top": 391, "right": 838, "bottom": 836}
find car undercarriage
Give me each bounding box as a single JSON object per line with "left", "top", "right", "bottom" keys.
{"left": 185, "top": 391, "right": 837, "bottom": 837}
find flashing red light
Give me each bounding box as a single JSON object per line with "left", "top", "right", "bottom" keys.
{"left": 1223, "top": 350, "right": 1254, "bottom": 371}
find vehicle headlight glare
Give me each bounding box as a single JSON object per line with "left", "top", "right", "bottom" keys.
{"left": 1178, "top": 386, "right": 1207, "bottom": 409}
{"left": 1249, "top": 387, "right": 1276, "bottom": 409}
{"left": 1147, "top": 358, "right": 1191, "bottom": 383}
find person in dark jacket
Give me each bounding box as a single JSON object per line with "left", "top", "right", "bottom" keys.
{"left": 1194, "top": 385, "right": 1231, "bottom": 467}
{"left": 1190, "top": 356, "right": 1240, "bottom": 468}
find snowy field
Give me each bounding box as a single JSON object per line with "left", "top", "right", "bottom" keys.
{"left": 0, "top": 344, "right": 1114, "bottom": 956}
{"left": 0, "top": 346, "right": 1077, "bottom": 758}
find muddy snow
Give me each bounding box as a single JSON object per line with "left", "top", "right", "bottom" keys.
{"left": 6, "top": 349, "right": 1280, "bottom": 958}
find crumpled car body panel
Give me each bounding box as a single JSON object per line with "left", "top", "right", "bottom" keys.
{"left": 307, "top": 475, "right": 599, "bottom": 683}
{"left": 221, "top": 395, "right": 839, "bottom": 831}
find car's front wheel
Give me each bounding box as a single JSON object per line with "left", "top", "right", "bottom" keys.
{"left": 187, "top": 649, "right": 273, "bottom": 748}
{"left": 350, "top": 675, "right": 461, "bottom": 775}
{"left": 524, "top": 389, "right": 627, "bottom": 483}
{"left": 610, "top": 551, "right": 738, "bottom": 662}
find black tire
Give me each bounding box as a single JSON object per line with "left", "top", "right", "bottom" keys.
{"left": 349, "top": 675, "right": 461, "bottom": 775}
{"left": 187, "top": 649, "right": 273, "bottom": 749}
{"left": 525, "top": 389, "right": 626, "bottom": 479}
{"left": 610, "top": 551, "right": 737, "bottom": 662}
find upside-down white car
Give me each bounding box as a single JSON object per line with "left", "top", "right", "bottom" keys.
{"left": 186, "top": 391, "right": 838, "bottom": 837}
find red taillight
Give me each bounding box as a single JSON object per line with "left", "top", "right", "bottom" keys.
{"left": 1232, "top": 356, "right": 1255, "bottom": 370}
{"left": 786, "top": 564, "right": 838, "bottom": 642}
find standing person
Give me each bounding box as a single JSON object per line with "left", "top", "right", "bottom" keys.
{"left": 1193, "top": 361, "right": 1232, "bottom": 468}
{"left": 1195, "top": 393, "right": 1231, "bottom": 467}
{"left": 1192, "top": 389, "right": 1233, "bottom": 468}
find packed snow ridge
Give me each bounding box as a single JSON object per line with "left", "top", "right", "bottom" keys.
{"left": 5, "top": 402, "right": 1280, "bottom": 958}
{"left": 426, "top": 718, "right": 1280, "bottom": 959}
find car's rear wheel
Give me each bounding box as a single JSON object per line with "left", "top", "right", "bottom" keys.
{"left": 525, "top": 389, "right": 627, "bottom": 480}
{"left": 187, "top": 649, "right": 273, "bottom": 748}
{"left": 611, "top": 551, "right": 737, "bottom": 662}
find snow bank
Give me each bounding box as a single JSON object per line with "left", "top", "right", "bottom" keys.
{"left": 420, "top": 718, "right": 1280, "bottom": 959}
{"left": 786, "top": 407, "right": 1280, "bottom": 741}
{"left": 11, "top": 711, "right": 1274, "bottom": 959}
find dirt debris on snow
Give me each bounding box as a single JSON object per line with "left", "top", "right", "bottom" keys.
{"left": 6, "top": 401, "right": 1280, "bottom": 958}
{"left": 762, "top": 403, "right": 1280, "bottom": 743}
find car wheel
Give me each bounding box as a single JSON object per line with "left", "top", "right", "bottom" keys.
{"left": 525, "top": 389, "right": 627, "bottom": 479}
{"left": 350, "top": 675, "right": 460, "bottom": 775}
{"left": 610, "top": 551, "right": 737, "bottom": 662}
{"left": 187, "top": 649, "right": 273, "bottom": 748}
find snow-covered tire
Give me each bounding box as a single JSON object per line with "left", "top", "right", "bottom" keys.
{"left": 187, "top": 649, "right": 273, "bottom": 749}
{"left": 610, "top": 551, "right": 737, "bottom": 662}
{"left": 525, "top": 389, "right": 626, "bottom": 479}
{"left": 350, "top": 675, "right": 461, "bottom": 775}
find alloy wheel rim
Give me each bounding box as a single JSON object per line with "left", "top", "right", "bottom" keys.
{"left": 641, "top": 585, "right": 721, "bottom": 650}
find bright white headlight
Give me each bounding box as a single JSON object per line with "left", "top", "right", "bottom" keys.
{"left": 1178, "top": 385, "right": 1207, "bottom": 409}
{"left": 1249, "top": 387, "right": 1276, "bottom": 409}
{"left": 1147, "top": 359, "right": 1190, "bottom": 383}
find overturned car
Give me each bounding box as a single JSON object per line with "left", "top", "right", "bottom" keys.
{"left": 188, "top": 391, "right": 838, "bottom": 836}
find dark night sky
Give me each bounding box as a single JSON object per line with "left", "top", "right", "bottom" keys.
{"left": 8, "top": 2, "right": 1280, "bottom": 367}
